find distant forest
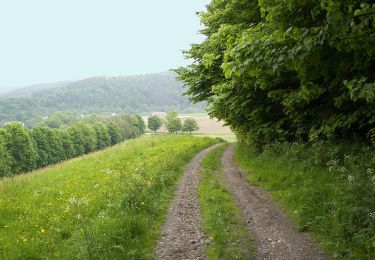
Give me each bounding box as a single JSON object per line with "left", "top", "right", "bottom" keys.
{"left": 0, "top": 72, "right": 205, "bottom": 125}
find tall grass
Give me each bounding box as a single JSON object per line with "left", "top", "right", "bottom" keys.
{"left": 235, "top": 142, "right": 375, "bottom": 259}
{"left": 199, "top": 144, "right": 254, "bottom": 259}
{"left": 0, "top": 136, "right": 218, "bottom": 259}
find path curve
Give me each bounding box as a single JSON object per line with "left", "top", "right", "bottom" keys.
{"left": 220, "top": 144, "right": 329, "bottom": 260}
{"left": 155, "top": 143, "right": 223, "bottom": 260}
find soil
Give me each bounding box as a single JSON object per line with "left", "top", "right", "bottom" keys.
{"left": 154, "top": 143, "right": 223, "bottom": 260}
{"left": 220, "top": 144, "right": 330, "bottom": 260}
{"left": 155, "top": 143, "right": 329, "bottom": 260}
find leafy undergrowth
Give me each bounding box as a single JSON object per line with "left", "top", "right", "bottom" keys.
{"left": 199, "top": 144, "right": 254, "bottom": 259}
{"left": 0, "top": 136, "right": 218, "bottom": 259}
{"left": 235, "top": 142, "right": 375, "bottom": 259}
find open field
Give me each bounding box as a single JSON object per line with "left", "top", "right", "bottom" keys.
{"left": 0, "top": 136, "right": 218, "bottom": 259}
{"left": 143, "top": 113, "right": 236, "bottom": 142}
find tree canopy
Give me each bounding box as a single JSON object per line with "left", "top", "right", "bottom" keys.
{"left": 182, "top": 118, "right": 199, "bottom": 134}
{"left": 165, "top": 112, "right": 182, "bottom": 134}
{"left": 177, "top": 0, "right": 375, "bottom": 145}
{"left": 0, "top": 72, "right": 205, "bottom": 126}
{"left": 0, "top": 114, "right": 146, "bottom": 177}
{"left": 147, "top": 115, "right": 162, "bottom": 133}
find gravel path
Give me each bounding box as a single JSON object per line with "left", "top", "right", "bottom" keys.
{"left": 154, "top": 143, "right": 223, "bottom": 260}
{"left": 220, "top": 144, "right": 329, "bottom": 260}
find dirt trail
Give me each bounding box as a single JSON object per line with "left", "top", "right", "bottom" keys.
{"left": 220, "top": 144, "right": 329, "bottom": 260}
{"left": 155, "top": 143, "right": 223, "bottom": 260}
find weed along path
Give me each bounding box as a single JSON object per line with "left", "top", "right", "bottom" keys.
{"left": 221, "top": 144, "right": 329, "bottom": 260}
{"left": 155, "top": 143, "right": 223, "bottom": 260}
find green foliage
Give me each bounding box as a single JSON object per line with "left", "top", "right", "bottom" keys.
{"left": 177, "top": 0, "right": 375, "bottom": 145}
{"left": 60, "top": 130, "right": 75, "bottom": 159}
{"left": 3, "top": 122, "right": 37, "bottom": 174}
{"left": 147, "top": 115, "right": 162, "bottom": 133}
{"left": 165, "top": 112, "right": 182, "bottom": 133}
{"left": 0, "top": 72, "right": 205, "bottom": 126}
{"left": 0, "top": 113, "right": 146, "bottom": 176}
{"left": 182, "top": 118, "right": 199, "bottom": 134}
{"left": 0, "top": 136, "right": 218, "bottom": 259}
{"left": 199, "top": 144, "right": 254, "bottom": 259}
{"left": 66, "top": 125, "right": 86, "bottom": 156}
{"left": 107, "top": 122, "right": 122, "bottom": 145}
{"left": 92, "top": 123, "right": 111, "bottom": 149}
{"left": 133, "top": 115, "right": 146, "bottom": 134}
{"left": 32, "top": 126, "right": 53, "bottom": 167}
{"left": 235, "top": 142, "right": 375, "bottom": 259}
{"left": 44, "top": 112, "right": 75, "bottom": 128}
{"left": 0, "top": 129, "right": 13, "bottom": 177}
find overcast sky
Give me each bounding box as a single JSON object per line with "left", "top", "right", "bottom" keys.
{"left": 0, "top": 0, "right": 209, "bottom": 91}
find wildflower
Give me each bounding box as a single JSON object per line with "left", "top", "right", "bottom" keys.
{"left": 93, "top": 184, "right": 100, "bottom": 189}
{"left": 369, "top": 212, "right": 375, "bottom": 220}
{"left": 347, "top": 175, "right": 355, "bottom": 182}
{"left": 68, "top": 197, "right": 77, "bottom": 205}
{"left": 40, "top": 228, "right": 45, "bottom": 233}
{"left": 98, "top": 211, "right": 107, "bottom": 219}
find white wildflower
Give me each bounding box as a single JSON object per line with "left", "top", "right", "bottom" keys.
{"left": 347, "top": 175, "right": 355, "bottom": 182}
{"left": 68, "top": 197, "right": 77, "bottom": 205}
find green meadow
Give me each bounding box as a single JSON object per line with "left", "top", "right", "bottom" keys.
{"left": 0, "top": 136, "right": 218, "bottom": 259}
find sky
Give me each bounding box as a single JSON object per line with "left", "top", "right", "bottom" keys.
{"left": 0, "top": 0, "right": 210, "bottom": 92}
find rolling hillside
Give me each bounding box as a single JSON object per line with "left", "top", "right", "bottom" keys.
{"left": 0, "top": 72, "right": 205, "bottom": 124}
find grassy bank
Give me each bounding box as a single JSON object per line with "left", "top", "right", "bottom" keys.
{"left": 0, "top": 136, "right": 218, "bottom": 259}
{"left": 199, "top": 144, "right": 254, "bottom": 259}
{"left": 235, "top": 142, "right": 375, "bottom": 259}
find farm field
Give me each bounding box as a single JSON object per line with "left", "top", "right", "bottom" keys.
{"left": 143, "top": 113, "right": 236, "bottom": 142}
{"left": 0, "top": 136, "right": 218, "bottom": 259}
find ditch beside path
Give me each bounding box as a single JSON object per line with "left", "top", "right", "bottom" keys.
{"left": 154, "top": 143, "right": 223, "bottom": 260}
{"left": 220, "top": 144, "right": 329, "bottom": 260}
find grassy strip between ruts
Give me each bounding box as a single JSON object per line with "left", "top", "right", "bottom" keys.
{"left": 198, "top": 144, "right": 254, "bottom": 259}
{"left": 235, "top": 143, "right": 375, "bottom": 259}
{"left": 0, "top": 136, "right": 219, "bottom": 259}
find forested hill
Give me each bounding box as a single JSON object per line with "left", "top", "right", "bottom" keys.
{"left": 0, "top": 72, "right": 204, "bottom": 123}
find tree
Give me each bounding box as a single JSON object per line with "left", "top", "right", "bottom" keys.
{"left": 177, "top": 0, "right": 375, "bottom": 145}
{"left": 93, "top": 122, "right": 111, "bottom": 149}
{"left": 182, "top": 118, "right": 199, "bottom": 134}
{"left": 66, "top": 125, "right": 86, "bottom": 156}
{"left": 165, "top": 112, "right": 182, "bottom": 134}
{"left": 133, "top": 115, "right": 146, "bottom": 134}
{"left": 31, "top": 126, "right": 52, "bottom": 167}
{"left": 3, "top": 122, "right": 37, "bottom": 173}
{"left": 60, "top": 130, "right": 75, "bottom": 159}
{"left": 0, "top": 128, "right": 13, "bottom": 177}
{"left": 49, "top": 129, "right": 65, "bottom": 163}
{"left": 107, "top": 122, "right": 122, "bottom": 145}
{"left": 147, "top": 115, "right": 162, "bottom": 133}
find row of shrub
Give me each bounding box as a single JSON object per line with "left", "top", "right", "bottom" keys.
{"left": 0, "top": 114, "right": 145, "bottom": 177}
